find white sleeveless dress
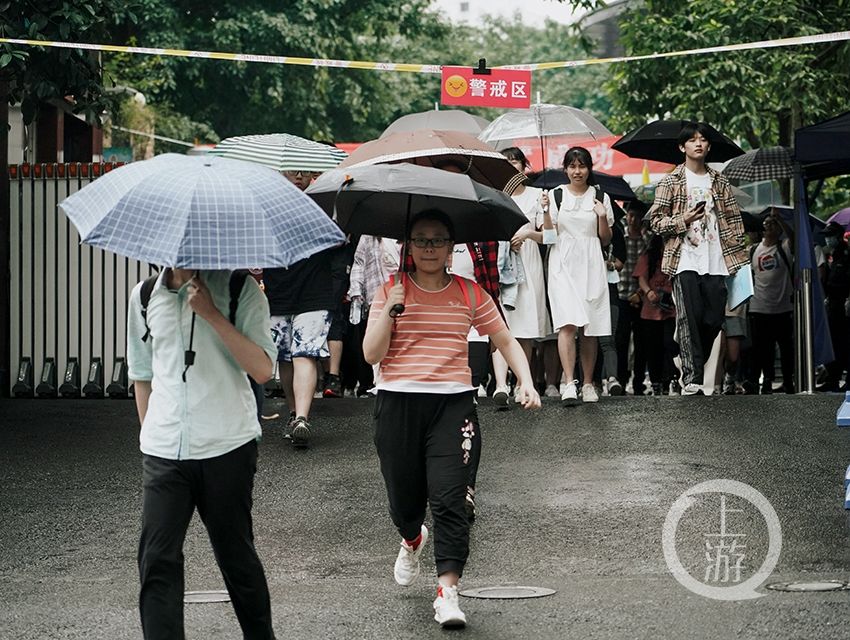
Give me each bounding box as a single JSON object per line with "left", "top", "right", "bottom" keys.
{"left": 546, "top": 187, "right": 614, "bottom": 335}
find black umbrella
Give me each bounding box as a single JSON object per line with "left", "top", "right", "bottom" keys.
{"left": 307, "top": 164, "right": 529, "bottom": 316}
{"left": 529, "top": 169, "right": 638, "bottom": 201}
{"left": 307, "top": 164, "right": 528, "bottom": 242}
{"left": 723, "top": 147, "right": 793, "bottom": 182}
{"left": 612, "top": 120, "right": 744, "bottom": 165}
{"left": 740, "top": 211, "right": 764, "bottom": 233}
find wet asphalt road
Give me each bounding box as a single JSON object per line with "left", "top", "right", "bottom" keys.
{"left": 2, "top": 393, "right": 850, "bottom": 639}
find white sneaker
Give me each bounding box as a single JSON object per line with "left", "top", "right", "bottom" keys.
{"left": 681, "top": 383, "right": 703, "bottom": 396}
{"left": 581, "top": 383, "right": 599, "bottom": 403}
{"left": 493, "top": 385, "right": 510, "bottom": 410}
{"left": 607, "top": 376, "right": 624, "bottom": 396}
{"left": 433, "top": 584, "right": 467, "bottom": 628}
{"left": 544, "top": 384, "right": 560, "bottom": 398}
{"left": 561, "top": 381, "right": 579, "bottom": 406}
{"left": 477, "top": 384, "right": 487, "bottom": 398}
{"left": 393, "top": 525, "right": 428, "bottom": 586}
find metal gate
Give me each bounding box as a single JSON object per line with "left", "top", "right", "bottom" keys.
{"left": 9, "top": 162, "right": 155, "bottom": 397}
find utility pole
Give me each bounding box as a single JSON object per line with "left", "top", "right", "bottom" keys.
{"left": 0, "top": 80, "right": 10, "bottom": 396}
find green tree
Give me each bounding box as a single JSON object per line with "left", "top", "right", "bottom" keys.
{"left": 1, "top": 0, "right": 138, "bottom": 123}
{"left": 107, "top": 0, "right": 451, "bottom": 142}
{"left": 599, "top": 0, "right": 850, "bottom": 147}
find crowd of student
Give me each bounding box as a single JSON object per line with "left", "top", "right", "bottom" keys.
{"left": 260, "top": 123, "right": 850, "bottom": 435}
{"left": 126, "top": 122, "right": 850, "bottom": 637}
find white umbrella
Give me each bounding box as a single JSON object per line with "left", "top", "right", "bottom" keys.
{"left": 479, "top": 103, "right": 612, "bottom": 151}
{"left": 381, "top": 110, "right": 491, "bottom": 137}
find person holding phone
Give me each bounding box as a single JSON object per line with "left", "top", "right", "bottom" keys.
{"left": 648, "top": 122, "right": 748, "bottom": 395}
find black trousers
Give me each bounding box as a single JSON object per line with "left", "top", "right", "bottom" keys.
{"left": 374, "top": 390, "right": 475, "bottom": 577}
{"left": 466, "top": 341, "right": 489, "bottom": 491}
{"left": 643, "top": 318, "right": 679, "bottom": 385}
{"left": 138, "top": 440, "right": 275, "bottom": 640}
{"left": 615, "top": 299, "right": 647, "bottom": 389}
{"left": 672, "top": 272, "right": 727, "bottom": 385}
{"left": 748, "top": 311, "right": 794, "bottom": 387}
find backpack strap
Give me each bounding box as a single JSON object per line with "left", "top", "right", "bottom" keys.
{"left": 140, "top": 271, "right": 248, "bottom": 342}
{"left": 228, "top": 270, "right": 250, "bottom": 325}
{"left": 139, "top": 274, "right": 160, "bottom": 343}
{"left": 776, "top": 242, "right": 793, "bottom": 278}
{"left": 454, "top": 275, "right": 481, "bottom": 319}
{"left": 594, "top": 185, "right": 606, "bottom": 204}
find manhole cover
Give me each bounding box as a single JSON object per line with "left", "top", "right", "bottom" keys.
{"left": 460, "top": 585, "right": 556, "bottom": 600}
{"left": 766, "top": 581, "right": 850, "bottom": 593}
{"left": 184, "top": 590, "right": 231, "bottom": 603}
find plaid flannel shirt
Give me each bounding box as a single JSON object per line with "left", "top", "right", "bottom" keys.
{"left": 348, "top": 235, "right": 391, "bottom": 306}
{"left": 648, "top": 164, "right": 749, "bottom": 276}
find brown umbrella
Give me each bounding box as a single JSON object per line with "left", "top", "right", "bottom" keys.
{"left": 381, "top": 109, "right": 491, "bottom": 138}
{"left": 338, "top": 129, "right": 526, "bottom": 194}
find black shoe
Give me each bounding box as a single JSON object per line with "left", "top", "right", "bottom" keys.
{"left": 740, "top": 380, "right": 757, "bottom": 395}
{"left": 290, "top": 416, "right": 311, "bottom": 449}
{"left": 633, "top": 383, "right": 647, "bottom": 396}
{"left": 780, "top": 383, "right": 795, "bottom": 394}
{"left": 493, "top": 388, "right": 510, "bottom": 410}
{"left": 761, "top": 381, "right": 774, "bottom": 395}
{"left": 465, "top": 487, "right": 476, "bottom": 523}
{"left": 651, "top": 383, "right": 663, "bottom": 396}
{"left": 322, "top": 374, "right": 342, "bottom": 398}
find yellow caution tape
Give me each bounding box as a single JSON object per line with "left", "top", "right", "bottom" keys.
{"left": 501, "top": 30, "right": 850, "bottom": 71}
{"left": 1, "top": 30, "right": 848, "bottom": 74}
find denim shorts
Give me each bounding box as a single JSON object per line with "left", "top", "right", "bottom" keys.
{"left": 270, "top": 311, "right": 331, "bottom": 362}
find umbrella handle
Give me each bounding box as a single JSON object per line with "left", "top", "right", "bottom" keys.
{"left": 388, "top": 271, "right": 406, "bottom": 317}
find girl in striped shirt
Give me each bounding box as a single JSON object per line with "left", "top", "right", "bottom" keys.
{"left": 363, "top": 209, "right": 541, "bottom": 628}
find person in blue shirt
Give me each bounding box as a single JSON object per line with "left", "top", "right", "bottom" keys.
{"left": 127, "top": 268, "right": 278, "bottom": 640}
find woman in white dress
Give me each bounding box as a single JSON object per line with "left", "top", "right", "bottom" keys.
{"left": 491, "top": 148, "right": 553, "bottom": 407}
{"left": 548, "top": 147, "right": 614, "bottom": 405}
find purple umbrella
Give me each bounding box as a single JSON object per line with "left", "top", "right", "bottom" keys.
{"left": 827, "top": 207, "right": 850, "bottom": 229}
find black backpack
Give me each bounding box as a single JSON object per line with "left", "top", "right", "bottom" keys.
{"left": 139, "top": 270, "right": 250, "bottom": 342}
{"left": 552, "top": 184, "right": 606, "bottom": 212}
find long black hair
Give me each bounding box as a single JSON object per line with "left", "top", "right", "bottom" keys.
{"left": 646, "top": 233, "right": 664, "bottom": 279}
{"left": 562, "top": 146, "right": 597, "bottom": 186}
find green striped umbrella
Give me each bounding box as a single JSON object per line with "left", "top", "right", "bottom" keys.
{"left": 209, "top": 133, "right": 347, "bottom": 173}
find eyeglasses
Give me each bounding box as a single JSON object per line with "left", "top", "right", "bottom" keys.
{"left": 410, "top": 237, "right": 451, "bottom": 249}
{"left": 283, "top": 170, "right": 314, "bottom": 177}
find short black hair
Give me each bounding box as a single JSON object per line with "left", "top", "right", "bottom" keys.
{"left": 677, "top": 121, "right": 713, "bottom": 147}
{"left": 501, "top": 147, "right": 530, "bottom": 170}
{"left": 408, "top": 209, "right": 455, "bottom": 240}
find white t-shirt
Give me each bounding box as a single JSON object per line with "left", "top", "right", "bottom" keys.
{"left": 447, "top": 244, "right": 488, "bottom": 343}
{"left": 676, "top": 168, "right": 728, "bottom": 276}
{"left": 750, "top": 239, "right": 793, "bottom": 314}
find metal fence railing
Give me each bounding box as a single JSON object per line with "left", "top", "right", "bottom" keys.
{"left": 9, "top": 162, "right": 155, "bottom": 397}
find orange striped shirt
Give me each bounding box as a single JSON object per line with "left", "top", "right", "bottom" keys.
{"left": 370, "top": 276, "right": 506, "bottom": 393}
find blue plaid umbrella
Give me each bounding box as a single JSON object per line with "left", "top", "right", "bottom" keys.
{"left": 59, "top": 153, "right": 345, "bottom": 269}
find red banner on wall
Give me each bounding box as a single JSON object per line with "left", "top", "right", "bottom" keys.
{"left": 440, "top": 66, "right": 532, "bottom": 109}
